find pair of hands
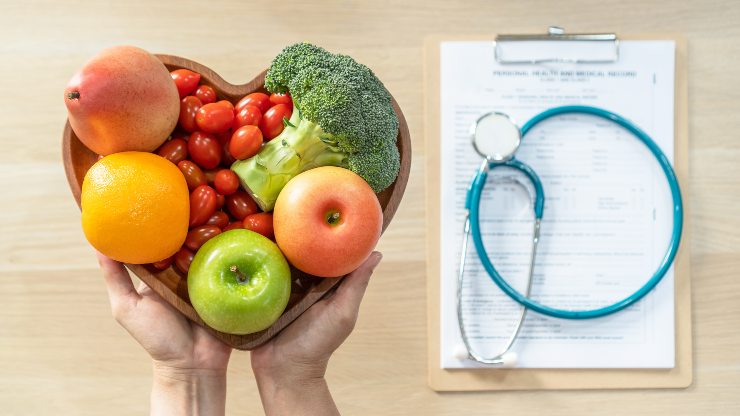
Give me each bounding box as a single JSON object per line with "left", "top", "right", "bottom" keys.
{"left": 97, "top": 251, "right": 382, "bottom": 415}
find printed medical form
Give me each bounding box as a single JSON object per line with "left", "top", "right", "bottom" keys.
{"left": 438, "top": 41, "right": 676, "bottom": 368}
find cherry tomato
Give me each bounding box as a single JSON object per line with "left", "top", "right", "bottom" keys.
{"left": 216, "top": 100, "right": 234, "bottom": 112}
{"left": 171, "top": 69, "right": 201, "bottom": 98}
{"left": 206, "top": 211, "right": 230, "bottom": 229}
{"left": 179, "top": 96, "right": 202, "bottom": 132}
{"left": 243, "top": 213, "right": 274, "bottom": 239}
{"left": 221, "top": 140, "right": 237, "bottom": 166}
{"left": 185, "top": 225, "right": 221, "bottom": 251}
{"left": 223, "top": 221, "right": 244, "bottom": 232}
{"left": 174, "top": 247, "right": 195, "bottom": 274}
{"left": 187, "top": 131, "right": 222, "bottom": 169}
{"left": 194, "top": 85, "right": 217, "bottom": 104}
{"left": 189, "top": 185, "right": 218, "bottom": 227}
{"left": 214, "top": 169, "right": 240, "bottom": 195}
{"left": 269, "top": 92, "right": 292, "bottom": 107}
{"left": 196, "top": 103, "right": 235, "bottom": 134}
{"left": 177, "top": 160, "right": 207, "bottom": 190}
{"left": 229, "top": 125, "right": 263, "bottom": 160}
{"left": 157, "top": 138, "right": 188, "bottom": 164}
{"left": 260, "top": 103, "right": 292, "bottom": 140}
{"left": 236, "top": 92, "right": 271, "bottom": 113}
{"left": 215, "top": 130, "right": 232, "bottom": 145}
{"left": 226, "top": 191, "right": 259, "bottom": 220}
{"left": 233, "top": 105, "right": 262, "bottom": 130}
{"left": 151, "top": 255, "right": 174, "bottom": 270}
{"left": 215, "top": 193, "right": 225, "bottom": 209}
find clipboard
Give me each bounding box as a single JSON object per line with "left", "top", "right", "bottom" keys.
{"left": 424, "top": 30, "right": 692, "bottom": 391}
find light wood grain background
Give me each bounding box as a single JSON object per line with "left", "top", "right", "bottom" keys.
{"left": 1, "top": 0, "right": 738, "bottom": 414}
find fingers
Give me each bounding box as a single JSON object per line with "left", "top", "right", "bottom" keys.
{"left": 329, "top": 251, "right": 382, "bottom": 322}
{"left": 96, "top": 251, "right": 140, "bottom": 319}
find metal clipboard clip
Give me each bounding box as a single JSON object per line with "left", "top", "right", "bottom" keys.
{"left": 494, "top": 26, "right": 619, "bottom": 64}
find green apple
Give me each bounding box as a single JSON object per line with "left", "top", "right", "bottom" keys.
{"left": 187, "top": 229, "right": 291, "bottom": 335}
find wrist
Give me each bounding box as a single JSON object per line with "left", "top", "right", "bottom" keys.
{"left": 151, "top": 362, "right": 227, "bottom": 416}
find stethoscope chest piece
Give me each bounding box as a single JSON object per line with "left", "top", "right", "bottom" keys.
{"left": 470, "top": 112, "right": 521, "bottom": 162}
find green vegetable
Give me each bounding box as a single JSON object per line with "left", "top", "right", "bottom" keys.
{"left": 231, "top": 42, "right": 400, "bottom": 211}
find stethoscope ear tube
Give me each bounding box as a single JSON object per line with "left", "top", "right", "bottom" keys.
{"left": 469, "top": 105, "right": 683, "bottom": 320}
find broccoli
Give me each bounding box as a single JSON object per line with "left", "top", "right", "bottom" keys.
{"left": 230, "top": 42, "right": 400, "bottom": 211}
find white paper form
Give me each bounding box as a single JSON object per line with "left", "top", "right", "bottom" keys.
{"left": 439, "top": 41, "right": 676, "bottom": 369}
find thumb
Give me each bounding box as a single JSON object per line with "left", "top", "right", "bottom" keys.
{"left": 330, "top": 251, "right": 382, "bottom": 316}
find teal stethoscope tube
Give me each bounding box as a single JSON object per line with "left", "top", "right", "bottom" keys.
{"left": 467, "top": 105, "right": 683, "bottom": 319}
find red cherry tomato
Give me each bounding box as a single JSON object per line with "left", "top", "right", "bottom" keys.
{"left": 226, "top": 191, "right": 259, "bottom": 220}
{"left": 203, "top": 169, "right": 218, "bottom": 185}
{"left": 151, "top": 255, "right": 174, "bottom": 270}
{"left": 187, "top": 131, "right": 222, "bottom": 169}
{"left": 189, "top": 185, "right": 218, "bottom": 227}
{"left": 184, "top": 225, "right": 221, "bottom": 251}
{"left": 229, "top": 125, "right": 263, "bottom": 160}
{"left": 243, "top": 213, "right": 274, "bottom": 239}
{"left": 236, "top": 92, "right": 271, "bottom": 113}
{"left": 215, "top": 193, "right": 225, "bottom": 209}
{"left": 214, "top": 169, "right": 240, "bottom": 195}
{"left": 176, "top": 160, "right": 207, "bottom": 190}
{"left": 206, "top": 211, "right": 230, "bottom": 229}
{"left": 194, "top": 85, "right": 217, "bottom": 105}
{"left": 196, "top": 103, "right": 235, "bottom": 134}
{"left": 174, "top": 247, "right": 195, "bottom": 274}
{"left": 216, "top": 100, "right": 234, "bottom": 112}
{"left": 233, "top": 105, "right": 262, "bottom": 130}
{"left": 221, "top": 140, "right": 237, "bottom": 166}
{"left": 223, "top": 221, "right": 244, "bottom": 232}
{"left": 260, "top": 103, "right": 292, "bottom": 140}
{"left": 215, "top": 130, "right": 232, "bottom": 145}
{"left": 157, "top": 138, "right": 188, "bottom": 164}
{"left": 179, "top": 96, "right": 202, "bottom": 132}
{"left": 171, "top": 69, "right": 201, "bottom": 98}
{"left": 269, "top": 92, "right": 292, "bottom": 107}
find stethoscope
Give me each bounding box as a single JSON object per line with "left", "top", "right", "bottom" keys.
{"left": 456, "top": 105, "right": 683, "bottom": 367}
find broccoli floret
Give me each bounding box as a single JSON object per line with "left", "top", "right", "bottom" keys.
{"left": 231, "top": 42, "right": 400, "bottom": 211}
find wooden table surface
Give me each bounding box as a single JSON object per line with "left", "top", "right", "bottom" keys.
{"left": 1, "top": 0, "right": 738, "bottom": 414}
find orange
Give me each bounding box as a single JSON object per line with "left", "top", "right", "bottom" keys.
{"left": 81, "top": 151, "right": 189, "bottom": 264}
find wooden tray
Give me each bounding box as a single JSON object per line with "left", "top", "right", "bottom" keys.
{"left": 62, "top": 54, "right": 411, "bottom": 350}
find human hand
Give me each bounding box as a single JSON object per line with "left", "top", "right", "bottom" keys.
{"left": 97, "top": 252, "right": 232, "bottom": 415}
{"left": 250, "top": 251, "right": 382, "bottom": 416}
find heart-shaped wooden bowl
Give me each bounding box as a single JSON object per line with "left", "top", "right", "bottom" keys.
{"left": 62, "top": 54, "right": 411, "bottom": 350}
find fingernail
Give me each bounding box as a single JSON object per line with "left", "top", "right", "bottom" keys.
{"left": 369, "top": 251, "right": 383, "bottom": 269}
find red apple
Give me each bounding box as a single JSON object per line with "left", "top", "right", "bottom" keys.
{"left": 273, "top": 167, "right": 382, "bottom": 278}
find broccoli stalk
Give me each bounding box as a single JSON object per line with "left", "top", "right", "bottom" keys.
{"left": 231, "top": 107, "right": 348, "bottom": 210}
{"left": 230, "top": 42, "right": 400, "bottom": 212}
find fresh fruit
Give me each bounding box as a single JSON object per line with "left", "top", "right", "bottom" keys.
{"left": 225, "top": 191, "right": 259, "bottom": 220}
{"left": 206, "top": 211, "right": 230, "bottom": 229}
{"left": 196, "top": 102, "right": 234, "bottom": 134}
{"left": 189, "top": 185, "right": 218, "bottom": 227}
{"left": 259, "top": 103, "right": 291, "bottom": 140}
{"left": 81, "top": 152, "right": 189, "bottom": 264}
{"left": 179, "top": 96, "right": 202, "bottom": 132}
{"left": 151, "top": 256, "right": 174, "bottom": 270}
{"left": 223, "top": 221, "right": 244, "bottom": 231}
{"left": 243, "top": 213, "right": 274, "bottom": 239}
{"left": 195, "top": 85, "right": 217, "bottom": 104}
{"left": 273, "top": 166, "right": 382, "bottom": 277}
{"left": 188, "top": 132, "right": 221, "bottom": 169}
{"left": 185, "top": 225, "right": 221, "bottom": 251}
{"left": 64, "top": 46, "right": 180, "bottom": 155}
{"left": 229, "top": 125, "right": 263, "bottom": 160}
{"left": 233, "top": 105, "right": 262, "bottom": 130}
{"left": 187, "top": 229, "right": 291, "bottom": 335}
{"left": 177, "top": 160, "right": 207, "bottom": 190}
{"left": 236, "top": 92, "right": 270, "bottom": 113}
{"left": 213, "top": 169, "right": 240, "bottom": 195}
{"left": 170, "top": 69, "right": 201, "bottom": 98}
{"left": 174, "top": 247, "right": 195, "bottom": 273}
{"left": 157, "top": 137, "right": 188, "bottom": 164}
{"left": 269, "top": 92, "right": 292, "bottom": 107}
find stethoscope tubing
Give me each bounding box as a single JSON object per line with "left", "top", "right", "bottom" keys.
{"left": 468, "top": 105, "right": 684, "bottom": 320}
